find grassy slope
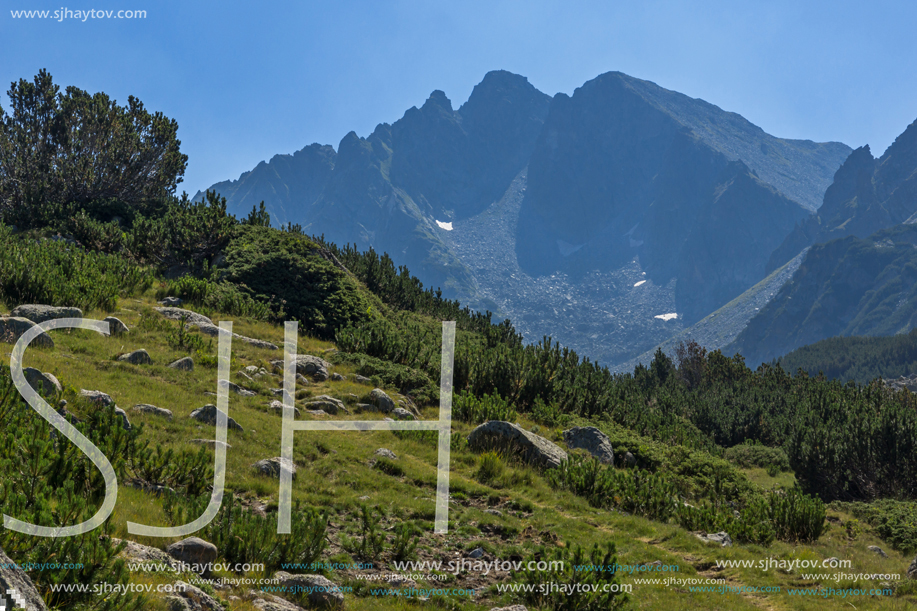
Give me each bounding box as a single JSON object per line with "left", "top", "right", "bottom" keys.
{"left": 6, "top": 290, "right": 916, "bottom": 611}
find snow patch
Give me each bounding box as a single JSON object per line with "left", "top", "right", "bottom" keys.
{"left": 654, "top": 313, "right": 678, "bottom": 321}
{"left": 633, "top": 280, "right": 647, "bottom": 287}
{"left": 435, "top": 220, "right": 453, "bottom": 231}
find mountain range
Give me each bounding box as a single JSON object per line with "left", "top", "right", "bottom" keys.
{"left": 198, "top": 70, "right": 855, "bottom": 368}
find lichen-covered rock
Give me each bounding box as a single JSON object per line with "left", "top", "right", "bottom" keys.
{"left": 268, "top": 400, "right": 301, "bottom": 417}
{"left": 392, "top": 407, "right": 414, "bottom": 420}
{"left": 103, "top": 316, "right": 129, "bottom": 335}
{"left": 168, "top": 356, "right": 194, "bottom": 371}
{"left": 166, "top": 538, "right": 218, "bottom": 569}
{"left": 80, "top": 389, "right": 114, "bottom": 406}
{"left": 253, "top": 457, "right": 297, "bottom": 480}
{"left": 169, "top": 580, "right": 223, "bottom": 610}
{"left": 133, "top": 403, "right": 173, "bottom": 420}
{"left": 159, "top": 296, "right": 184, "bottom": 307}
{"left": 219, "top": 379, "right": 255, "bottom": 397}
{"left": 0, "top": 545, "right": 49, "bottom": 610}
{"left": 563, "top": 427, "right": 614, "bottom": 464}
{"left": 118, "top": 349, "right": 153, "bottom": 365}
{"left": 11, "top": 304, "right": 82, "bottom": 323}
{"left": 467, "top": 421, "right": 568, "bottom": 468}
{"left": 0, "top": 316, "right": 54, "bottom": 347}
{"left": 190, "top": 404, "right": 243, "bottom": 431}
{"left": 369, "top": 388, "right": 395, "bottom": 413}
{"left": 23, "top": 367, "right": 62, "bottom": 395}
{"left": 374, "top": 448, "right": 398, "bottom": 460}
{"left": 271, "top": 572, "right": 344, "bottom": 608}
{"left": 155, "top": 307, "right": 214, "bottom": 327}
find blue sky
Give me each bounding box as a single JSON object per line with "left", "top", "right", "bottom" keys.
{"left": 2, "top": 0, "right": 915, "bottom": 195}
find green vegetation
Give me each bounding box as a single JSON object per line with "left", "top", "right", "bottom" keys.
{"left": 2, "top": 70, "right": 916, "bottom": 610}
{"left": 778, "top": 328, "right": 917, "bottom": 384}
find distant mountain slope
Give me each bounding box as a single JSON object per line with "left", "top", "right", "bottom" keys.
{"left": 614, "top": 247, "right": 809, "bottom": 373}
{"left": 199, "top": 69, "right": 851, "bottom": 366}
{"left": 726, "top": 222, "right": 917, "bottom": 367}
{"left": 776, "top": 328, "right": 917, "bottom": 385}
{"left": 768, "top": 118, "right": 917, "bottom": 272}
{"left": 516, "top": 72, "right": 839, "bottom": 322}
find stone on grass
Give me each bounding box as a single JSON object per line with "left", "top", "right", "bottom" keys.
{"left": 467, "top": 421, "right": 568, "bottom": 469}
{"left": 353, "top": 374, "right": 372, "bottom": 384}
{"left": 563, "top": 427, "right": 615, "bottom": 464}
{"left": 271, "top": 572, "right": 344, "bottom": 608}
{"left": 80, "top": 389, "right": 114, "bottom": 406}
{"left": 103, "top": 316, "right": 129, "bottom": 335}
{"left": 331, "top": 373, "right": 344, "bottom": 381}
{"left": 133, "top": 404, "right": 173, "bottom": 420}
{"left": 118, "top": 349, "right": 153, "bottom": 365}
{"left": 219, "top": 379, "right": 255, "bottom": 397}
{"left": 253, "top": 457, "right": 297, "bottom": 480}
{"left": 170, "top": 580, "right": 223, "bottom": 610}
{"left": 268, "top": 400, "right": 301, "bottom": 417}
{"left": 0, "top": 316, "right": 54, "bottom": 347}
{"left": 374, "top": 448, "right": 397, "bottom": 460}
{"left": 190, "top": 404, "right": 243, "bottom": 431}
{"left": 168, "top": 356, "right": 194, "bottom": 371}
{"left": 11, "top": 304, "right": 82, "bottom": 323}
{"left": 369, "top": 389, "right": 395, "bottom": 413}
{"left": 166, "top": 537, "right": 218, "bottom": 569}
{"left": 696, "top": 532, "right": 732, "bottom": 547}
{"left": 868, "top": 545, "right": 888, "bottom": 558}
{"left": 392, "top": 407, "right": 414, "bottom": 420}
{"left": 23, "top": 367, "right": 62, "bottom": 396}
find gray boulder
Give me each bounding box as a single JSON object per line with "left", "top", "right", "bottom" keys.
{"left": 467, "top": 421, "right": 568, "bottom": 468}
{"left": 369, "top": 388, "right": 395, "bottom": 413}
{"left": 133, "top": 404, "right": 173, "bottom": 420}
{"left": 166, "top": 537, "right": 218, "bottom": 569}
{"left": 0, "top": 545, "right": 49, "bottom": 610}
{"left": 154, "top": 307, "right": 214, "bottom": 327}
{"left": 190, "top": 404, "right": 243, "bottom": 431}
{"left": 0, "top": 316, "right": 54, "bottom": 347}
{"left": 253, "top": 457, "right": 297, "bottom": 480}
{"left": 103, "top": 316, "right": 129, "bottom": 335}
{"left": 169, "top": 580, "right": 223, "bottom": 610}
{"left": 304, "top": 395, "right": 346, "bottom": 415}
{"left": 11, "top": 304, "right": 82, "bottom": 323}
{"left": 219, "top": 379, "right": 255, "bottom": 397}
{"left": 909, "top": 556, "right": 917, "bottom": 579}
{"left": 268, "top": 400, "right": 301, "bottom": 417}
{"left": 114, "top": 407, "right": 132, "bottom": 430}
{"left": 563, "top": 427, "right": 615, "bottom": 464}
{"left": 168, "top": 356, "right": 194, "bottom": 371}
{"left": 118, "top": 349, "right": 153, "bottom": 365}
{"left": 159, "top": 296, "right": 184, "bottom": 307}
{"left": 696, "top": 532, "right": 732, "bottom": 547}
{"left": 622, "top": 451, "right": 637, "bottom": 468}
{"left": 273, "top": 355, "right": 330, "bottom": 380}
{"left": 271, "top": 572, "right": 344, "bottom": 608}
{"left": 80, "top": 389, "right": 114, "bottom": 406}
{"left": 374, "top": 448, "right": 398, "bottom": 460}
{"left": 114, "top": 538, "right": 178, "bottom": 570}
{"left": 392, "top": 407, "right": 414, "bottom": 420}
{"left": 252, "top": 595, "right": 306, "bottom": 611}
{"left": 331, "top": 373, "right": 345, "bottom": 381}
{"left": 353, "top": 374, "right": 372, "bottom": 384}
{"left": 868, "top": 545, "right": 888, "bottom": 558}
{"left": 23, "top": 367, "right": 62, "bottom": 396}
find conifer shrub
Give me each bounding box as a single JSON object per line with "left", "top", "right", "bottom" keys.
{"left": 453, "top": 391, "right": 517, "bottom": 424}
{"left": 508, "top": 541, "right": 627, "bottom": 611}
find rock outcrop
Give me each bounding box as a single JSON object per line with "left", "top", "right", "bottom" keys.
{"left": 467, "top": 421, "right": 568, "bottom": 468}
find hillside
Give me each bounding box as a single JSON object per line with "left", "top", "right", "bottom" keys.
{"left": 776, "top": 328, "right": 917, "bottom": 385}
{"left": 4, "top": 225, "right": 917, "bottom": 611}
{"left": 726, "top": 222, "right": 917, "bottom": 367}
{"left": 4, "top": 70, "right": 917, "bottom": 611}
{"left": 198, "top": 69, "right": 851, "bottom": 365}
{"left": 768, "top": 117, "right": 917, "bottom": 273}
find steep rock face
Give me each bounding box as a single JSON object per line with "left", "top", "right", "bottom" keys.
{"left": 516, "top": 72, "right": 817, "bottom": 322}
{"left": 768, "top": 118, "right": 917, "bottom": 272}
{"left": 203, "top": 144, "right": 335, "bottom": 225}
{"left": 728, "top": 223, "right": 917, "bottom": 367}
